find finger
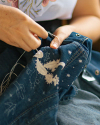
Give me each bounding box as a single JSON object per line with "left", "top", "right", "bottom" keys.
{"left": 6, "top": 34, "right": 32, "bottom": 51}
{"left": 10, "top": 37, "right": 32, "bottom": 52}
{"left": 6, "top": 40, "right": 19, "bottom": 48}
{"left": 50, "top": 32, "right": 67, "bottom": 49}
{"left": 17, "top": 39, "right": 32, "bottom": 52}
{"left": 4, "top": 39, "right": 32, "bottom": 52}
{"left": 28, "top": 20, "right": 48, "bottom": 39}
{"left": 23, "top": 31, "right": 41, "bottom": 50}
{"left": 0, "top": 33, "right": 20, "bottom": 48}
{"left": 3, "top": 37, "right": 20, "bottom": 48}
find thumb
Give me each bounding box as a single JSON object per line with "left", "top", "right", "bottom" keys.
{"left": 50, "top": 32, "right": 68, "bottom": 49}
{"left": 50, "top": 25, "right": 74, "bottom": 49}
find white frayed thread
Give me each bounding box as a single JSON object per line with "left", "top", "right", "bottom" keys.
{"left": 35, "top": 49, "right": 38, "bottom": 52}
{"left": 0, "top": 51, "right": 26, "bottom": 96}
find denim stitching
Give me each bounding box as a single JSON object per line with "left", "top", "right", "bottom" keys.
{"left": 65, "top": 44, "right": 82, "bottom": 65}
{"left": 78, "top": 37, "right": 87, "bottom": 44}
{"left": 9, "top": 92, "right": 58, "bottom": 125}
{"left": 77, "top": 36, "right": 88, "bottom": 44}
{"left": 73, "top": 42, "right": 88, "bottom": 56}
{"left": 65, "top": 34, "right": 85, "bottom": 39}
{"left": 64, "top": 36, "right": 87, "bottom": 44}
{"left": 66, "top": 50, "right": 87, "bottom": 69}
{"left": 82, "top": 37, "right": 88, "bottom": 44}
{"left": 27, "top": 104, "right": 58, "bottom": 125}
{"left": 9, "top": 44, "right": 83, "bottom": 124}
{"left": 66, "top": 49, "right": 88, "bottom": 69}
{"left": 65, "top": 48, "right": 83, "bottom": 68}
{"left": 73, "top": 42, "right": 88, "bottom": 57}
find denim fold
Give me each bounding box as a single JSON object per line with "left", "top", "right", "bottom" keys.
{"left": 0, "top": 32, "right": 92, "bottom": 125}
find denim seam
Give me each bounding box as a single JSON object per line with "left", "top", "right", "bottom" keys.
{"left": 73, "top": 40, "right": 88, "bottom": 55}
{"left": 82, "top": 37, "right": 88, "bottom": 44}
{"left": 73, "top": 42, "right": 88, "bottom": 57}
{"left": 65, "top": 34, "right": 85, "bottom": 39}
{"left": 27, "top": 104, "right": 58, "bottom": 125}
{"left": 78, "top": 37, "right": 88, "bottom": 44}
{"left": 65, "top": 45, "right": 82, "bottom": 66}
{"left": 9, "top": 92, "right": 58, "bottom": 125}
{"left": 73, "top": 45, "right": 88, "bottom": 59}
{"left": 65, "top": 48, "right": 84, "bottom": 68}
{"left": 65, "top": 36, "right": 87, "bottom": 44}
{"left": 66, "top": 50, "right": 88, "bottom": 70}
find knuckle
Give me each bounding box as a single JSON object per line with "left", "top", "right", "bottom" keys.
{"left": 23, "top": 17, "right": 31, "bottom": 25}
{"left": 20, "top": 14, "right": 28, "bottom": 22}
{"left": 15, "top": 18, "right": 29, "bottom": 31}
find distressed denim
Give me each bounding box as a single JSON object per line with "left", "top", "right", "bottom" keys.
{"left": 57, "top": 75, "right": 100, "bottom": 125}
{"left": 0, "top": 32, "right": 92, "bottom": 125}
{"left": 57, "top": 69, "right": 100, "bottom": 125}
{"left": 57, "top": 50, "right": 100, "bottom": 125}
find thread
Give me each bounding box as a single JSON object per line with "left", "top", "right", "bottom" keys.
{"left": 0, "top": 51, "right": 26, "bottom": 96}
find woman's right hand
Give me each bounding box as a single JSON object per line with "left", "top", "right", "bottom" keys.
{"left": 0, "top": 5, "right": 48, "bottom": 52}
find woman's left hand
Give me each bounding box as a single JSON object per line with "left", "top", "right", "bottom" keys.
{"left": 50, "top": 25, "right": 75, "bottom": 49}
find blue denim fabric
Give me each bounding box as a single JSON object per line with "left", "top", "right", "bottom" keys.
{"left": 86, "top": 50, "right": 100, "bottom": 83}
{"left": 0, "top": 32, "right": 92, "bottom": 125}
{"left": 57, "top": 73, "right": 100, "bottom": 125}
{"left": 57, "top": 50, "right": 100, "bottom": 125}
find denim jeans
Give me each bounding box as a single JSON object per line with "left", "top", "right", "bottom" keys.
{"left": 86, "top": 50, "right": 100, "bottom": 83}
{"left": 0, "top": 32, "right": 92, "bottom": 125}
{"left": 57, "top": 50, "right": 100, "bottom": 125}
{"left": 57, "top": 71, "right": 100, "bottom": 125}
{"left": 57, "top": 76, "right": 100, "bottom": 125}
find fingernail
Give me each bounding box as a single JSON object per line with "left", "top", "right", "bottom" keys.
{"left": 50, "top": 43, "right": 58, "bottom": 49}
{"left": 53, "top": 43, "right": 58, "bottom": 48}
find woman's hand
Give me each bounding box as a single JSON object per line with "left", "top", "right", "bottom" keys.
{"left": 0, "top": 5, "right": 48, "bottom": 52}
{"left": 50, "top": 25, "right": 74, "bottom": 49}
{"left": 50, "top": 0, "right": 100, "bottom": 49}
